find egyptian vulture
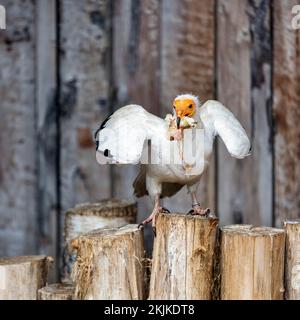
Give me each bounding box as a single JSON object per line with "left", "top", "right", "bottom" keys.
{"left": 95, "top": 94, "right": 251, "bottom": 233}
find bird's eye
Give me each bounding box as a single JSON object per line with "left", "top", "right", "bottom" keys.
{"left": 173, "top": 105, "right": 176, "bottom": 109}
{"left": 188, "top": 104, "right": 193, "bottom": 109}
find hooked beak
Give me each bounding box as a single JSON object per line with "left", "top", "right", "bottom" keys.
{"left": 176, "top": 117, "right": 181, "bottom": 129}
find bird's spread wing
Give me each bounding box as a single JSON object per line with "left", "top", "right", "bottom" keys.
{"left": 200, "top": 100, "right": 251, "bottom": 159}
{"left": 95, "top": 104, "right": 165, "bottom": 164}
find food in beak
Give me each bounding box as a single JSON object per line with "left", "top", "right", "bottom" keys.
{"left": 176, "top": 117, "right": 181, "bottom": 129}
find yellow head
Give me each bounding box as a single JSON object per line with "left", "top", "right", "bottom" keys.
{"left": 173, "top": 94, "right": 200, "bottom": 128}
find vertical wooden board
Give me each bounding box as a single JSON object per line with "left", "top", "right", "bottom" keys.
{"left": 160, "top": 0, "right": 215, "bottom": 213}
{"left": 0, "top": 0, "right": 37, "bottom": 255}
{"left": 59, "top": 0, "right": 112, "bottom": 261}
{"left": 112, "top": 0, "right": 161, "bottom": 196}
{"left": 36, "top": 0, "right": 58, "bottom": 261}
{"left": 217, "top": 0, "right": 272, "bottom": 226}
{"left": 113, "top": 0, "right": 161, "bottom": 115}
{"left": 273, "top": 1, "right": 300, "bottom": 226}
{"left": 112, "top": 0, "right": 161, "bottom": 250}
{"left": 60, "top": 0, "right": 111, "bottom": 209}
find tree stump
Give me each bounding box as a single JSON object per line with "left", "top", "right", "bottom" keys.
{"left": 38, "top": 283, "right": 74, "bottom": 300}
{"left": 149, "top": 213, "right": 219, "bottom": 300}
{"left": 63, "top": 199, "right": 137, "bottom": 282}
{"left": 72, "top": 224, "right": 145, "bottom": 300}
{"left": 0, "top": 256, "right": 53, "bottom": 300}
{"left": 220, "top": 225, "right": 285, "bottom": 300}
{"left": 284, "top": 220, "right": 300, "bottom": 300}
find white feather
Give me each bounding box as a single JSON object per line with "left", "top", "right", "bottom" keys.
{"left": 199, "top": 100, "right": 251, "bottom": 159}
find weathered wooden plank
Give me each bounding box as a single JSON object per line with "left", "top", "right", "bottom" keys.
{"left": 112, "top": 0, "right": 161, "bottom": 250}
{"left": 273, "top": 0, "right": 300, "bottom": 226}
{"left": 59, "top": 0, "right": 112, "bottom": 252}
{"left": 161, "top": 0, "right": 215, "bottom": 213}
{"left": 217, "top": 0, "right": 272, "bottom": 226}
{"left": 36, "top": 0, "right": 58, "bottom": 262}
{"left": 113, "top": 0, "right": 161, "bottom": 115}
{"left": 0, "top": 0, "right": 37, "bottom": 255}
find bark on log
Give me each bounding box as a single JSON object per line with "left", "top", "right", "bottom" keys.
{"left": 284, "top": 220, "right": 300, "bottom": 300}
{"left": 72, "top": 224, "right": 145, "bottom": 300}
{"left": 62, "top": 199, "right": 137, "bottom": 282}
{"left": 149, "top": 213, "right": 219, "bottom": 300}
{"left": 0, "top": 256, "right": 53, "bottom": 300}
{"left": 38, "top": 283, "right": 74, "bottom": 300}
{"left": 220, "top": 225, "right": 285, "bottom": 300}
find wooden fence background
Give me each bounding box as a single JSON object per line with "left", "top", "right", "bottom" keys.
{"left": 0, "top": 0, "right": 299, "bottom": 264}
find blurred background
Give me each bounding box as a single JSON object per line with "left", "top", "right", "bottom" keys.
{"left": 0, "top": 0, "right": 299, "bottom": 269}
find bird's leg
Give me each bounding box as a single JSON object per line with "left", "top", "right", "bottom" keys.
{"left": 139, "top": 194, "right": 163, "bottom": 233}
{"left": 188, "top": 191, "right": 210, "bottom": 216}
{"left": 138, "top": 194, "right": 169, "bottom": 236}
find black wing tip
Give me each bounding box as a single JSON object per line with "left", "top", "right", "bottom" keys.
{"left": 94, "top": 112, "right": 114, "bottom": 141}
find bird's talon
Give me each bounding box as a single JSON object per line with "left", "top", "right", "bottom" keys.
{"left": 138, "top": 223, "right": 144, "bottom": 230}
{"left": 161, "top": 207, "right": 170, "bottom": 213}
{"left": 187, "top": 209, "right": 194, "bottom": 215}
{"left": 152, "top": 227, "right": 157, "bottom": 237}
{"left": 189, "top": 206, "right": 211, "bottom": 216}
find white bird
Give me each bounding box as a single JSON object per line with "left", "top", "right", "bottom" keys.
{"left": 95, "top": 94, "right": 251, "bottom": 234}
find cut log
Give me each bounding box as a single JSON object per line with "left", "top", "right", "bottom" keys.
{"left": 220, "top": 225, "right": 285, "bottom": 300}
{"left": 0, "top": 256, "right": 53, "bottom": 300}
{"left": 38, "top": 283, "right": 74, "bottom": 300}
{"left": 62, "top": 199, "right": 137, "bottom": 282}
{"left": 72, "top": 224, "right": 145, "bottom": 300}
{"left": 284, "top": 220, "right": 300, "bottom": 300}
{"left": 149, "top": 213, "right": 219, "bottom": 300}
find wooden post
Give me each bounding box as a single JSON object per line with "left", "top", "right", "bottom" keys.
{"left": 62, "top": 199, "right": 137, "bottom": 282}
{"left": 149, "top": 213, "right": 219, "bottom": 300}
{"left": 0, "top": 256, "right": 53, "bottom": 300}
{"left": 38, "top": 283, "right": 74, "bottom": 300}
{"left": 72, "top": 225, "right": 145, "bottom": 300}
{"left": 220, "top": 225, "right": 285, "bottom": 300}
{"left": 284, "top": 220, "right": 300, "bottom": 300}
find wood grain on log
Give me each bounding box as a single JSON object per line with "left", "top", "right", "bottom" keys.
{"left": 38, "top": 283, "right": 74, "bottom": 300}
{"left": 220, "top": 225, "right": 285, "bottom": 300}
{"left": 73, "top": 225, "right": 145, "bottom": 300}
{"left": 0, "top": 256, "right": 53, "bottom": 300}
{"left": 284, "top": 220, "right": 300, "bottom": 300}
{"left": 149, "top": 213, "right": 218, "bottom": 300}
